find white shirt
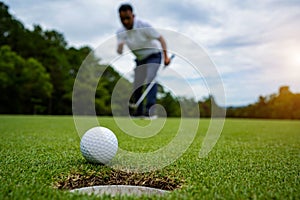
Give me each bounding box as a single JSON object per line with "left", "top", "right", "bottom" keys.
{"left": 117, "top": 18, "right": 161, "bottom": 61}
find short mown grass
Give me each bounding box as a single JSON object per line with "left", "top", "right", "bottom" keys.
{"left": 0, "top": 115, "right": 299, "bottom": 199}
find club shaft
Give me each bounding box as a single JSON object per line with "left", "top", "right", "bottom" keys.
{"left": 134, "top": 81, "right": 156, "bottom": 108}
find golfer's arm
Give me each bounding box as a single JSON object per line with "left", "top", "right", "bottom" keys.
{"left": 158, "top": 36, "right": 168, "bottom": 59}
{"left": 117, "top": 42, "right": 124, "bottom": 54}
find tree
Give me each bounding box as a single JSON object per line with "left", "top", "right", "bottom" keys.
{"left": 157, "top": 92, "right": 180, "bottom": 117}
{"left": 178, "top": 97, "right": 199, "bottom": 118}
{"left": 199, "top": 96, "right": 211, "bottom": 118}
{"left": 0, "top": 46, "right": 52, "bottom": 113}
{"left": 21, "top": 58, "right": 53, "bottom": 113}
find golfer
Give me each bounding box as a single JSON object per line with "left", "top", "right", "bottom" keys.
{"left": 116, "top": 3, "right": 171, "bottom": 117}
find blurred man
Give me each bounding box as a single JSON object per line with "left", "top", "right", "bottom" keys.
{"left": 116, "top": 3, "right": 171, "bottom": 117}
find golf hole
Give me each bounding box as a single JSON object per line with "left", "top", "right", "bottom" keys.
{"left": 70, "top": 185, "right": 168, "bottom": 197}
{"left": 55, "top": 169, "right": 183, "bottom": 197}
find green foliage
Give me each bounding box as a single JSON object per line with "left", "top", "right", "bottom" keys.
{"left": 0, "top": 116, "right": 299, "bottom": 199}
{"left": 21, "top": 58, "right": 53, "bottom": 113}
{"left": 157, "top": 92, "right": 180, "bottom": 117}
{"left": 0, "top": 45, "right": 52, "bottom": 113}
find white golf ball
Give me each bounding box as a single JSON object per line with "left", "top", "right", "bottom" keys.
{"left": 80, "top": 126, "right": 118, "bottom": 164}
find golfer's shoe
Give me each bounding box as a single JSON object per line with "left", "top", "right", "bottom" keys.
{"left": 143, "top": 112, "right": 158, "bottom": 120}
{"left": 144, "top": 115, "right": 158, "bottom": 120}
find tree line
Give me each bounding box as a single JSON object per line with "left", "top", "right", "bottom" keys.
{"left": 1, "top": 2, "right": 299, "bottom": 119}
{"left": 227, "top": 86, "right": 300, "bottom": 119}
{"left": 1, "top": 2, "right": 89, "bottom": 114}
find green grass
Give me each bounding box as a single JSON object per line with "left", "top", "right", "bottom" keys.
{"left": 0, "top": 115, "right": 299, "bottom": 199}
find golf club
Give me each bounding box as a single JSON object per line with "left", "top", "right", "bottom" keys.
{"left": 129, "top": 54, "right": 175, "bottom": 109}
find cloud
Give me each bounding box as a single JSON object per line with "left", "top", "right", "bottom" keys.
{"left": 212, "top": 35, "right": 261, "bottom": 49}
{"left": 158, "top": 1, "right": 214, "bottom": 25}
{"left": 5, "top": 0, "right": 119, "bottom": 47}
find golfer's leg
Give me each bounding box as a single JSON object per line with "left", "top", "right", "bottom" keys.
{"left": 145, "top": 54, "right": 162, "bottom": 115}
{"left": 133, "top": 64, "right": 147, "bottom": 116}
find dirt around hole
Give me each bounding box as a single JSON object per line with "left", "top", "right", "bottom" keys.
{"left": 54, "top": 169, "right": 183, "bottom": 191}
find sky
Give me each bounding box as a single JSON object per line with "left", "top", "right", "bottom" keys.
{"left": 3, "top": 0, "right": 300, "bottom": 106}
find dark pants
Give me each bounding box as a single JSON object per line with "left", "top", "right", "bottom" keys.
{"left": 132, "top": 52, "right": 162, "bottom": 116}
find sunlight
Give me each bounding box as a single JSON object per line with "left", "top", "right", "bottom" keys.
{"left": 290, "top": 51, "right": 300, "bottom": 66}
{"left": 286, "top": 48, "right": 300, "bottom": 75}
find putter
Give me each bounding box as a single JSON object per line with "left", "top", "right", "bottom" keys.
{"left": 129, "top": 54, "right": 175, "bottom": 109}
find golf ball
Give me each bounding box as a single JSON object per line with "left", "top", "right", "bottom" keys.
{"left": 80, "top": 126, "right": 118, "bottom": 164}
